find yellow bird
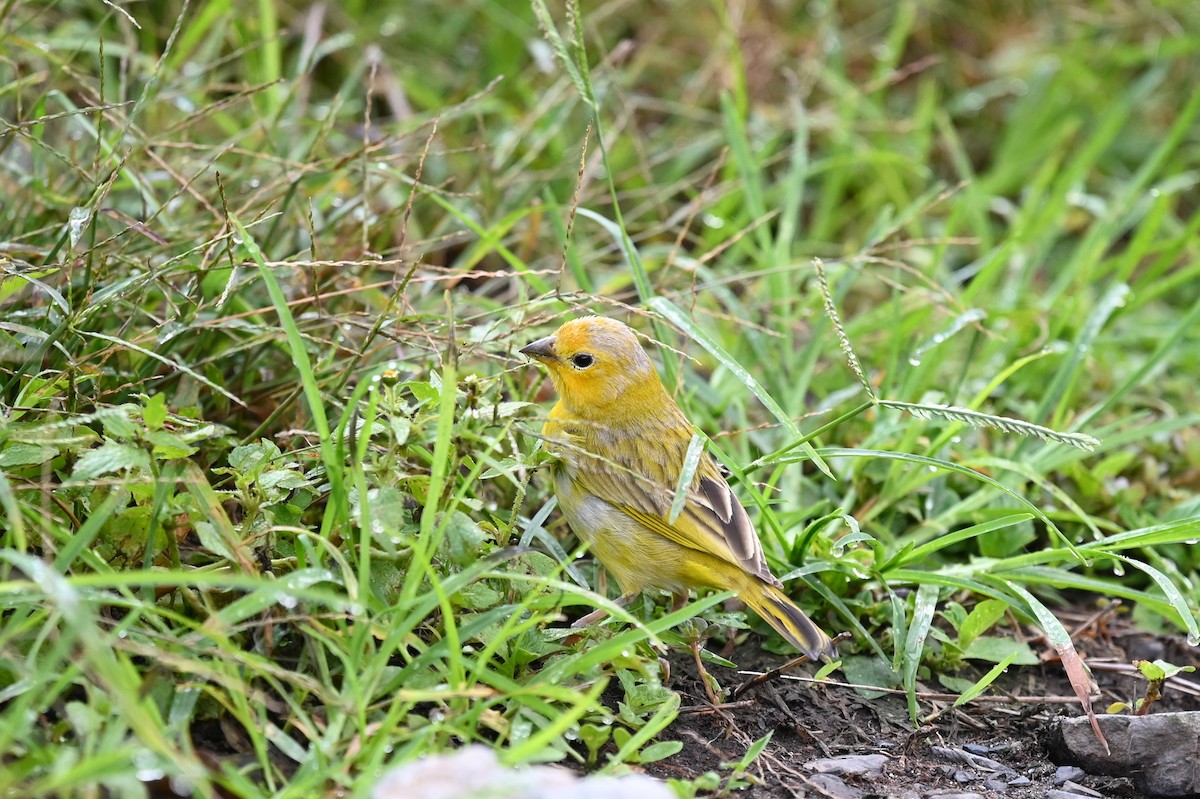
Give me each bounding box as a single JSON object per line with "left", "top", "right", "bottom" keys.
{"left": 521, "top": 316, "right": 836, "bottom": 662}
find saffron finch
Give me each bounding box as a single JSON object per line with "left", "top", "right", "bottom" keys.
{"left": 521, "top": 316, "right": 836, "bottom": 661}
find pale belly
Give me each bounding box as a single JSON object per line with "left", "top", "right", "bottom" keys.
{"left": 552, "top": 468, "right": 693, "bottom": 596}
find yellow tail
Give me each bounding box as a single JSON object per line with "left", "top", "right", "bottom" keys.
{"left": 741, "top": 581, "right": 837, "bottom": 662}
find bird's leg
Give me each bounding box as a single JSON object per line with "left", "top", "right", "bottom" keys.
{"left": 669, "top": 591, "right": 722, "bottom": 703}
{"left": 571, "top": 593, "right": 637, "bottom": 628}
{"left": 691, "top": 638, "right": 724, "bottom": 706}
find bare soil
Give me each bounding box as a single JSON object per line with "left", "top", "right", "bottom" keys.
{"left": 642, "top": 622, "right": 1200, "bottom": 798}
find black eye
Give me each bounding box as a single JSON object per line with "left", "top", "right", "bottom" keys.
{"left": 571, "top": 353, "right": 594, "bottom": 369}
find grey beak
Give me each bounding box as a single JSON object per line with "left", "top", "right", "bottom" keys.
{"left": 519, "top": 335, "right": 557, "bottom": 361}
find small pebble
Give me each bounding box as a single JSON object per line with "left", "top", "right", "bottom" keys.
{"left": 1007, "top": 776, "right": 1031, "bottom": 786}
{"left": 1046, "top": 791, "right": 1095, "bottom": 799}
{"left": 807, "top": 773, "right": 864, "bottom": 799}
{"left": 982, "top": 778, "right": 1009, "bottom": 792}
{"left": 953, "top": 770, "right": 975, "bottom": 783}
{"left": 963, "top": 742, "right": 1009, "bottom": 755}
{"left": 930, "top": 745, "right": 1009, "bottom": 773}
{"left": 1061, "top": 781, "right": 1102, "bottom": 797}
{"left": 1053, "top": 765, "right": 1086, "bottom": 785}
{"left": 804, "top": 754, "right": 889, "bottom": 777}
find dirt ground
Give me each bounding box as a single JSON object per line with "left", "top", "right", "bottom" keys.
{"left": 642, "top": 624, "right": 1200, "bottom": 798}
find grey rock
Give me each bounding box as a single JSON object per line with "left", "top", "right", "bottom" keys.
{"left": 962, "top": 743, "right": 992, "bottom": 755}
{"left": 806, "top": 772, "right": 864, "bottom": 799}
{"left": 982, "top": 777, "right": 1009, "bottom": 792}
{"left": 922, "top": 793, "right": 983, "bottom": 799}
{"left": 952, "top": 770, "right": 975, "bottom": 783}
{"left": 1053, "top": 765, "right": 1086, "bottom": 785}
{"left": 1007, "top": 776, "right": 1031, "bottom": 786}
{"left": 1050, "top": 711, "right": 1200, "bottom": 797}
{"left": 804, "top": 754, "right": 889, "bottom": 777}
{"left": 372, "top": 746, "right": 675, "bottom": 799}
{"left": 1046, "top": 792, "right": 1097, "bottom": 799}
{"left": 1060, "top": 781, "right": 1102, "bottom": 797}
{"left": 930, "top": 745, "right": 1012, "bottom": 775}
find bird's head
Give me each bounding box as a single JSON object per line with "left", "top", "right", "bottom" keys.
{"left": 520, "top": 316, "right": 663, "bottom": 419}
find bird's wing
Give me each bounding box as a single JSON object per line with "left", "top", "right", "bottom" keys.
{"left": 568, "top": 448, "right": 781, "bottom": 587}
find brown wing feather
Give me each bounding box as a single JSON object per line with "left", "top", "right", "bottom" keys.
{"left": 568, "top": 444, "right": 780, "bottom": 587}
{"left": 693, "top": 470, "right": 779, "bottom": 585}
